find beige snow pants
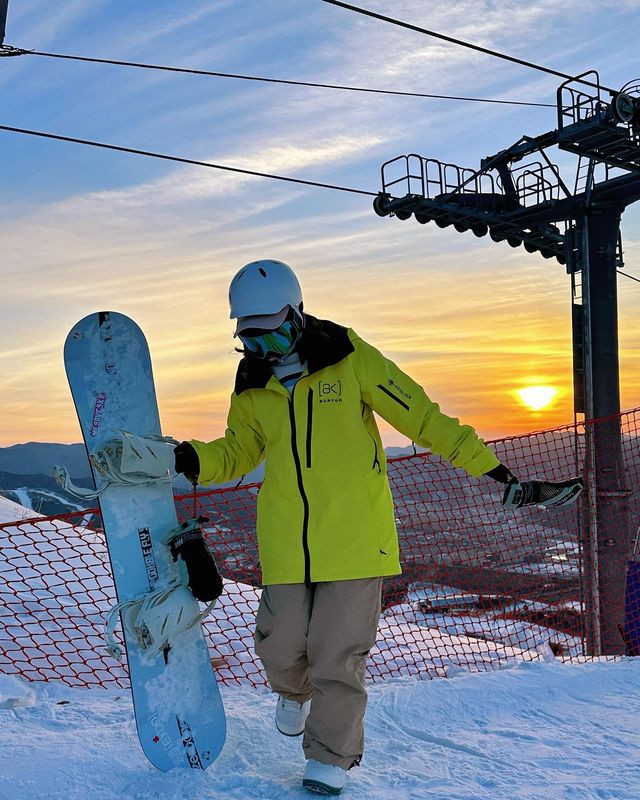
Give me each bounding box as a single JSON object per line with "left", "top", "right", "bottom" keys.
{"left": 254, "top": 577, "right": 383, "bottom": 770}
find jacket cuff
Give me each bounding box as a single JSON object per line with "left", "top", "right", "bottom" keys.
{"left": 484, "top": 463, "right": 515, "bottom": 484}
{"left": 189, "top": 439, "right": 217, "bottom": 485}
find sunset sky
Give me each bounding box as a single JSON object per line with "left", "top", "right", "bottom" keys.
{"left": 1, "top": 1, "right": 639, "bottom": 448}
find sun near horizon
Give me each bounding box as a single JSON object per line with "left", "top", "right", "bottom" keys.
{"left": 516, "top": 385, "right": 559, "bottom": 413}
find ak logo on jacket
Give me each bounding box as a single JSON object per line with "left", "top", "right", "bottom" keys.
{"left": 319, "top": 379, "right": 342, "bottom": 403}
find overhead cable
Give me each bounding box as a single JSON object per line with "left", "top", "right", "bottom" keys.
{"left": 0, "top": 123, "right": 377, "bottom": 196}
{"left": 3, "top": 126, "right": 636, "bottom": 278}
{"left": 618, "top": 269, "right": 640, "bottom": 285}
{"left": 0, "top": 45, "right": 554, "bottom": 108}
{"left": 320, "top": 0, "right": 614, "bottom": 95}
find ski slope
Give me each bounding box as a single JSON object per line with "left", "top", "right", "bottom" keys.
{"left": 1, "top": 659, "right": 639, "bottom": 800}
{"left": 0, "top": 493, "right": 39, "bottom": 524}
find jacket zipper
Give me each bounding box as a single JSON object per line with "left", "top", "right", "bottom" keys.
{"left": 376, "top": 383, "right": 410, "bottom": 410}
{"left": 288, "top": 386, "right": 312, "bottom": 585}
{"left": 306, "top": 388, "right": 314, "bottom": 468}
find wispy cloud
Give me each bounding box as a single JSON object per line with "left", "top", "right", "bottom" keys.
{"left": 1, "top": 1, "right": 639, "bottom": 444}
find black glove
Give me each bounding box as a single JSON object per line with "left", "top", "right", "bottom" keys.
{"left": 169, "top": 518, "right": 223, "bottom": 602}
{"left": 502, "top": 477, "right": 584, "bottom": 510}
{"left": 174, "top": 441, "right": 200, "bottom": 484}
{"left": 485, "top": 464, "right": 584, "bottom": 510}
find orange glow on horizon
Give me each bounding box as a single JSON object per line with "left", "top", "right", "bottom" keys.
{"left": 0, "top": 243, "right": 638, "bottom": 448}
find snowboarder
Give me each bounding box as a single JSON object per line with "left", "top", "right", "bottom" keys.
{"left": 173, "top": 259, "right": 582, "bottom": 795}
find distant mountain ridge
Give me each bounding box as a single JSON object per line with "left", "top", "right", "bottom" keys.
{"left": 0, "top": 443, "right": 90, "bottom": 478}
{"left": 0, "top": 469, "right": 95, "bottom": 518}
{"left": 0, "top": 470, "right": 91, "bottom": 492}
{"left": 0, "top": 443, "right": 91, "bottom": 518}
{"left": 0, "top": 441, "right": 425, "bottom": 483}
{"left": 0, "top": 440, "right": 426, "bottom": 519}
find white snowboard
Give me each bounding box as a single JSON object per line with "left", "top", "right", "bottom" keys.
{"left": 64, "top": 311, "right": 225, "bottom": 771}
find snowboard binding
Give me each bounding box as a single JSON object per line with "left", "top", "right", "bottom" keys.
{"left": 104, "top": 579, "right": 217, "bottom": 661}
{"left": 54, "top": 429, "right": 179, "bottom": 500}
{"left": 104, "top": 517, "right": 219, "bottom": 661}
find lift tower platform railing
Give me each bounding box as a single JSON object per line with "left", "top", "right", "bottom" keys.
{"left": 374, "top": 71, "right": 640, "bottom": 656}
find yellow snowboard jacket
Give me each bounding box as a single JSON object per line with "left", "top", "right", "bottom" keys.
{"left": 190, "top": 316, "right": 500, "bottom": 585}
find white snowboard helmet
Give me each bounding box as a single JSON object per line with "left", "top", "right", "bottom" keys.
{"left": 229, "top": 259, "right": 303, "bottom": 321}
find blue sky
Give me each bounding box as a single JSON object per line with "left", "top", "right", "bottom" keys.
{"left": 1, "top": 1, "right": 640, "bottom": 446}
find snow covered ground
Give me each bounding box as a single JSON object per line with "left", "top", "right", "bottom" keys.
{"left": 0, "top": 493, "right": 39, "bottom": 524}
{"left": 2, "top": 497, "right": 638, "bottom": 798}
{"left": 1, "top": 659, "right": 639, "bottom": 800}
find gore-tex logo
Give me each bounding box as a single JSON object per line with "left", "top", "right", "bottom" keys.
{"left": 388, "top": 378, "right": 412, "bottom": 400}
{"left": 319, "top": 380, "right": 342, "bottom": 403}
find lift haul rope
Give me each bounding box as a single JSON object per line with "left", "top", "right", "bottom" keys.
{"left": 0, "top": 123, "right": 636, "bottom": 284}
{"left": 0, "top": 8, "right": 638, "bottom": 285}
{"left": 0, "top": 45, "right": 554, "bottom": 109}
{"left": 319, "top": 0, "right": 616, "bottom": 95}
{"left": 0, "top": 123, "right": 377, "bottom": 197}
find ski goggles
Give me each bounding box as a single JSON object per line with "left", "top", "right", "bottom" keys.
{"left": 238, "top": 319, "right": 299, "bottom": 359}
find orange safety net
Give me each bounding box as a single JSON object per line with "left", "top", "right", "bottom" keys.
{"left": 1, "top": 410, "right": 639, "bottom": 689}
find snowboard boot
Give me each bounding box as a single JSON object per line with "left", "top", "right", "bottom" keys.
{"left": 302, "top": 759, "right": 347, "bottom": 795}
{"left": 275, "top": 696, "right": 311, "bottom": 736}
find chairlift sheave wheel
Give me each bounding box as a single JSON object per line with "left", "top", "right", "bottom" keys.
{"left": 373, "top": 193, "right": 391, "bottom": 217}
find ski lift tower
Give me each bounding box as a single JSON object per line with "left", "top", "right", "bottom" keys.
{"left": 373, "top": 71, "right": 640, "bottom": 655}
{"left": 0, "top": 0, "right": 8, "bottom": 46}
